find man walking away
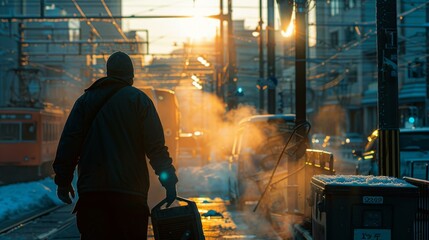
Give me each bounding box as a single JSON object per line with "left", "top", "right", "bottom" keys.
{"left": 53, "top": 51, "right": 178, "bottom": 239}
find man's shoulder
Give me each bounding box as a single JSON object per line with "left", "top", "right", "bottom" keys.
{"left": 124, "top": 86, "right": 154, "bottom": 105}
{"left": 127, "top": 86, "right": 150, "bottom": 97}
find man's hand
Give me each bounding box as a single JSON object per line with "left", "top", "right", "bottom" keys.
{"left": 165, "top": 184, "right": 177, "bottom": 208}
{"left": 57, "top": 185, "right": 75, "bottom": 204}
{"left": 158, "top": 167, "right": 178, "bottom": 207}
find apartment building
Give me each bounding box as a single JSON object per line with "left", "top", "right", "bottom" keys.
{"left": 308, "top": 0, "right": 428, "bottom": 136}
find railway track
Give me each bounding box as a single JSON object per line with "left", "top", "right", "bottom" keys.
{"left": 0, "top": 204, "right": 74, "bottom": 240}
{"left": 0, "top": 197, "right": 282, "bottom": 239}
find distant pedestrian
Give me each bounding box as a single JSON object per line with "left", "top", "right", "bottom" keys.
{"left": 53, "top": 51, "right": 178, "bottom": 239}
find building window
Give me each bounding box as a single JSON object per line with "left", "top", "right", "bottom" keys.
{"left": 408, "top": 60, "right": 425, "bottom": 79}
{"left": 345, "top": 0, "right": 355, "bottom": 10}
{"left": 330, "top": 31, "right": 339, "bottom": 48}
{"left": 329, "top": 0, "right": 340, "bottom": 16}
{"left": 345, "top": 26, "right": 356, "bottom": 43}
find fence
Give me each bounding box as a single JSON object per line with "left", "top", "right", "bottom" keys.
{"left": 404, "top": 177, "right": 429, "bottom": 240}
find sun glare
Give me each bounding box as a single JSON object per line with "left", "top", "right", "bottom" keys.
{"left": 178, "top": 16, "right": 218, "bottom": 41}
{"left": 281, "top": 21, "right": 294, "bottom": 38}
{"left": 281, "top": 10, "right": 295, "bottom": 38}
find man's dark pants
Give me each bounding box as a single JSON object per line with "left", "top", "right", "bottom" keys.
{"left": 75, "top": 192, "right": 149, "bottom": 239}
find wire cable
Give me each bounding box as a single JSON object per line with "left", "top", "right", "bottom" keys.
{"left": 71, "top": 0, "right": 101, "bottom": 38}
{"left": 253, "top": 120, "right": 311, "bottom": 212}
{"left": 100, "top": 0, "right": 129, "bottom": 41}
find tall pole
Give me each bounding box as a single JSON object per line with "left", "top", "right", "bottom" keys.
{"left": 267, "top": 0, "right": 276, "bottom": 114}
{"left": 227, "top": 0, "right": 237, "bottom": 110}
{"left": 258, "top": 0, "right": 265, "bottom": 113}
{"left": 426, "top": 3, "right": 429, "bottom": 126}
{"left": 40, "top": 0, "right": 45, "bottom": 18}
{"left": 376, "top": 0, "right": 400, "bottom": 177}
{"left": 217, "top": 0, "right": 225, "bottom": 99}
{"left": 17, "top": 22, "right": 26, "bottom": 103}
{"left": 295, "top": 0, "right": 306, "bottom": 124}
{"left": 18, "top": 22, "right": 24, "bottom": 68}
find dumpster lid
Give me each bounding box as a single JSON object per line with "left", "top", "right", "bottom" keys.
{"left": 311, "top": 175, "right": 418, "bottom": 193}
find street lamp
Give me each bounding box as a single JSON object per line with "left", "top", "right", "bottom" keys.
{"left": 191, "top": 74, "right": 203, "bottom": 89}
{"left": 252, "top": 27, "right": 260, "bottom": 38}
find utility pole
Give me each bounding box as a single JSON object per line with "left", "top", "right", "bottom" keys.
{"left": 426, "top": 3, "right": 429, "bottom": 126}
{"left": 227, "top": 0, "right": 237, "bottom": 110}
{"left": 14, "top": 22, "right": 39, "bottom": 107}
{"left": 267, "top": 0, "right": 276, "bottom": 114}
{"left": 376, "top": 0, "right": 400, "bottom": 177}
{"left": 258, "top": 0, "right": 265, "bottom": 113}
{"left": 216, "top": 0, "right": 225, "bottom": 99}
{"left": 40, "top": 0, "right": 45, "bottom": 18}
{"left": 295, "top": 0, "right": 306, "bottom": 125}
{"left": 17, "top": 22, "right": 27, "bottom": 103}
{"left": 18, "top": 22, "right": 24, "bottom": 69}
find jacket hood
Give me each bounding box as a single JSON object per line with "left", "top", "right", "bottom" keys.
{"left": 106, "top": 51, "right": 134, "bottom": 84}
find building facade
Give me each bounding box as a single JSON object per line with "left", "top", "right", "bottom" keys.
{"left": 306, "top": 0, "right": 428, "bottom": 137}
{"left": 0, "top": 0, "right": 145, "bottom": 109}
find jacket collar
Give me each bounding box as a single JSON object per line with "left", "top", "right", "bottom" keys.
{"left": 85, "top": 76, "right": 132, "bottom": 92}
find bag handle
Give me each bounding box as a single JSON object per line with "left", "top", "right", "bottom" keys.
{"left": 152, "top": 196, "right": 193, "bottom": 210}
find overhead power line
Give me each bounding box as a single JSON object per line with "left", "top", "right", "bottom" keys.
{"left": 100, "top": 0, "right": 129, "bottom": 41}
{"left": 71, "top": 0, "right": 101, "bottom": 38}
{"left": 0, "top": 15, "right": 214, "bottom": 22}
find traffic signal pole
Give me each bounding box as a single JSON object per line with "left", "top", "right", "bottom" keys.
{"left": 227, "top": 0, "right": 238, "bottom": 110}
{"left": 216, "top": 0, "right": 225, "bottom": 99}
{"left": 267, "top": 0, "right": 276, "bottom": 114}
{"left": 258, "top": 0, "right": 265, "bottom": 113}
{"left": 376, "top": 0, "right": 400, "bottom": 177}
{"left": 295, "top": 0, "right": 306, "bottom": 125}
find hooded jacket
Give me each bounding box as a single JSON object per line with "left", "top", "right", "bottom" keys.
{"left": 53, "top": 52, "right": 177, "bottom": 203}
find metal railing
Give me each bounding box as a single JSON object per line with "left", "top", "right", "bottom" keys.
{"left": 404, "top": 177, "right": 429, "bottom": 240}
{"left": 410, "top": 161, "right": 429, "bottom": 180}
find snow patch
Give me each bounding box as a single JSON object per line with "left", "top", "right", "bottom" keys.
{"left": 0, "top": 178, "right": 62, "bottom": 221}
{"left": 314, "top": 174, "right": 414, "bottom": 187}
{"left": 177, "top": 161, "right": 231, "bottom": 198}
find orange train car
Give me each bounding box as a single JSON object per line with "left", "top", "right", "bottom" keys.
{"left": 0, "top": 106, "right": 66, "bottom": 183}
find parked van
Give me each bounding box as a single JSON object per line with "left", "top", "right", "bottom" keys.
{"left": 227, "top": 114, "right": 307, "bottom": 207}
{"left": 355, "top": 128, "right": 429, "bottom": 180}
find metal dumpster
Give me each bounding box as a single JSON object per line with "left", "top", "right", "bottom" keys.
{"left": 311, "top": 175, "right": 418, "bottom": 240}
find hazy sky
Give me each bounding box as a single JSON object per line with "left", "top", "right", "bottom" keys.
{"left": 122, "top": 0, "right": 277, "bottom": 54}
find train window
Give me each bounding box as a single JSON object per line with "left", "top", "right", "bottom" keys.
{"left": 49, "top": 124, "right": 53, "bottom": 141}
{"left": 0, "top": 123, "right": 20, "bottom": 141}
{"left": 22, "top": 122, "right": 37, "bottom": 141}
{"left": 43, "top": 122, "right": 48, "bottom": 141}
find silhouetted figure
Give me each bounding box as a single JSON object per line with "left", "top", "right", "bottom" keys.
{"left": 53, "top": 51, "right": 178, "bottom": 239}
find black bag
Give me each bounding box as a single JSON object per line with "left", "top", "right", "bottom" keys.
{"left": 151, "top": 197, "right": 205, "bottom": 240}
